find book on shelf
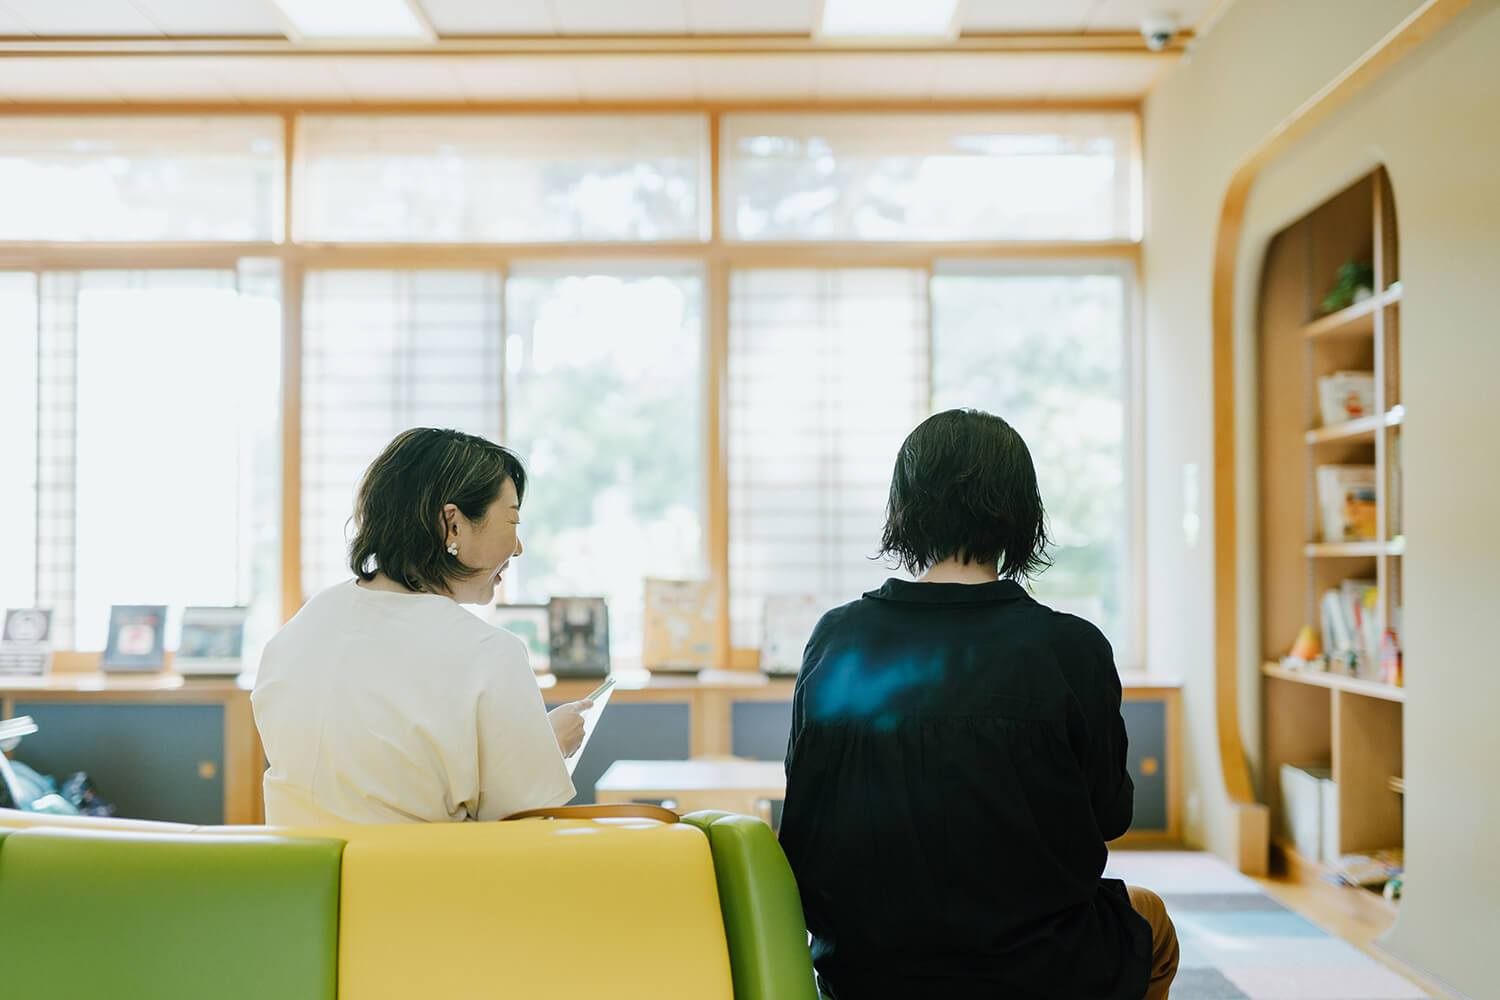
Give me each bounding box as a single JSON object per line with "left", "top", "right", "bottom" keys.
{"left": 175, "top": 606, "right": 248, "bottom": 676}
{"left": 0, "top": 608, "right": 53, "bottom": 677}
{"left": 1316, "top": 371, "right": 1376, "bottom": 427}
{"left": 1319, "top": 579, "right": 1382, "bottom": 678}
{"left": 641, "top": 578, "right": 716, "bottom": 674}
{"left": 759, "top": 594, "right": 826, "bottom": 676}
{"left": 101, "top": 604, "right": 168, "bottom": 672}
{"left": 1315, "top": 464, "right": 1378, "bottom": 542}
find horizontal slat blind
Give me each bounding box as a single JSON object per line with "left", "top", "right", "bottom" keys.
{"left": 727, "top": 268, "right": 928, "bottom": 649}
{"left": 300, "top": 270, "right": 503, "bottom": 599}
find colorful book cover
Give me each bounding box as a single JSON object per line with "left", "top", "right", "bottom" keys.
{"left": 100, "top": 604, "right": 168, "bottom": 672}
{"left": 641, "top": 578, "right": 715, "bottom": 673}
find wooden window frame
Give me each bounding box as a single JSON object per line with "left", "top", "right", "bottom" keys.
{"left": 0, "top": 104, "right": 1144, "bottom": 672}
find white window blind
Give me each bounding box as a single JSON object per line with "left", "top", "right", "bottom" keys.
{"left": 0, "top": 272, "right": 38, "bottom": 611}
{"left": 300, "top": 270, "right": 503, "bottom": 598}
{"left": 297, "top": 114, "right": 707, "bottom": 243}
{"left": 32, "top": 267, "right": 281, "bottom": 650}
{"left": 722, "top": 112, "right": 1137, "bottom": 241}
{"left": 0, "top": 116, "right": 284, "bottom": 242}
{"left": 728, "top": 269, "right": 928, "bottom": 649}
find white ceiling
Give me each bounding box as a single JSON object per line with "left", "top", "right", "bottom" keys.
{"left": 0, "top": 1, "right": 1219, "bottom": 103}
{"left": 0, "top": 0, "right": 1223, "bottom": 37}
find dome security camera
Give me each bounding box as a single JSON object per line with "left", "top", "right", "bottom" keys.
{"left": 1141, "top": 12, "right": 1178, "bottom": 51}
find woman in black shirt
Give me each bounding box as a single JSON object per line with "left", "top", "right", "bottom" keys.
{"left": 780, "top": 409, "right": 1178, "bottom": 1000}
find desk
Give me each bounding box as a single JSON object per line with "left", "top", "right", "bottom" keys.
{"left": 0, "top": 673, "right": 262, "bottom": 825}
{"left": 596, "top": 759, "right": 786, "bottom": 824}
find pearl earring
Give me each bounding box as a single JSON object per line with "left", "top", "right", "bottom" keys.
{"left": 446, "top": 543, "right": 459, "bottom": 556}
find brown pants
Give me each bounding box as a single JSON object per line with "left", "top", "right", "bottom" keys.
{"left": 1127, "top": 885, "right": 1180, "bottom": 1000}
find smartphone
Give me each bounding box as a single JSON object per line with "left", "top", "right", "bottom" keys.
{"left": 585, "top": 676, "right": 616, "bottom": 702}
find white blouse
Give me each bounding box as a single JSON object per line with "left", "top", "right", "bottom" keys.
{"left": 252, "top": 580, "right": 574, "bottom": 825}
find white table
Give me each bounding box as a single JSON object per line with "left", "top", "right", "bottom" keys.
{"left": 594, "top": 759, "right": 786, "bottom": 824}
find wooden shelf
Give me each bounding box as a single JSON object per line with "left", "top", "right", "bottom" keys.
{"left": 1263, "top": 662, "right": 1405, "bottom": 702}
{"left": 1273, "top": 837, "right": 1399, "bottom": 920}
{"left": 1304, "top": 538, "right": 1405, "bottom": 557}
{"left": 1306, "top": 405, "right": 1404, "bottom": 445}
{"left": 1304, "top": 286, "right": 1401, "bottom": 340}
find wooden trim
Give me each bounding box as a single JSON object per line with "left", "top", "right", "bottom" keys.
{"left": 279, "top": 266, "right": 304, "bottom": 623}
{"left": 1211, "top": 0, "right": 1472, "bottom": 858}
{"left": 0, "top": 32, "right": 1191, "bottom": 57}
{"left": 0, "top": 99, "right": 1143, "bottom": 116}
{"left": 708, "top": 261, "right": 733, "bottom": 672}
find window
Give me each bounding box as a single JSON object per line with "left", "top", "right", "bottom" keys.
{"left": 930, "top": 264, "right": 1133, "bottom": 659}
{"left": 503, "top": 267, "right": 705, "bottom": 661}
{"left": 300, "top": 270, "right": 504, "bottom": 597}
{"left": 31, "top": 267, "right": 282, "bottom": 650}
{"left": 722, "top": 113, "right": 1137, "bottom": 241}
{"left": 727, "top": 269, "right": 928, "bottom": 648}
{"left": 0, "top": 272, "right": 38, "bottom": 611}
{"left": 0, "top": 116, "right": 284, "bottom": 242}
{"left": 297, "top": 115, "right": 707, "bottom": 243}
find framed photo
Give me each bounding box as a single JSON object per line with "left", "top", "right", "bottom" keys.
{"left": 487, "top": 603, "right": 550, "bottom": 673}
{"left": 175, "top": 606, "right": 248, "bottom": 676}
{"left": 101, "top": 604, "right": 168, "bottom": 673}
{"left": 0, "top": 608, "right": 53, "bottom": 678}
{"left": 547, "top": 597, "right": 610, "bottom": 679}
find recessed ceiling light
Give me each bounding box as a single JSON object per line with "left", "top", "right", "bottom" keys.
{"left": 269, "top": 0, "right": 435, "bottom": 41}
{"left": 817, "top": 0, "right": 963, "bottom": 39}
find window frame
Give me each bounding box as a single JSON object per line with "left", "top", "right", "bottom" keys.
{"left": 0, "top": 106, "right": 1145, "bottom": 675}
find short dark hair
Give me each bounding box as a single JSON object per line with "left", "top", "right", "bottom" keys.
{"left": 879, "top": 408, "right": 1051, "bottom": 579}
{"left": 349, "top": 428, "right": 527, "bottom": 595}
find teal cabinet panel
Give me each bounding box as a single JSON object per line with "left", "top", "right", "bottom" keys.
{"left": 730, "top": 701, "right": 794, "bottom": 762}
{"left": 544, "top": 702, "right": 691, "bottom": 806}
{"left": 12, "top": 702, "right": 225, "bottom": 825}
{"left": 1121, "top": 699, "right": 1168, "bottom": 834}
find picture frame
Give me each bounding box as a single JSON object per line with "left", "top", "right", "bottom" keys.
{"left": 175, "top": 606, "right": 249, "bottom": 676}
{"left": 547, "top": 597, "right": 610, "bottom": 679}
{"left": 486, "top": 603, "right": 550, "bottom": 673}
{"left": 101, "top": 604, "right": 168, "bottom": 673}
{"left": 0, "top": 608, "right": 53, "bottom": 678}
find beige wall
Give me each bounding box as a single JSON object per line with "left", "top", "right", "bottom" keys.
{"left": 1145, "top": 0, "right": 1500, "bottom": 994}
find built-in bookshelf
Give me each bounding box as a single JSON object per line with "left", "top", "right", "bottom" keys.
{"left": 1256, "top": 168, "right": 1403, "bottom": 907}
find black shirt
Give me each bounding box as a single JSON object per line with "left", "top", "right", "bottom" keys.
{"left": 780, "top": 578, "right": 1152, "bottom": 1000}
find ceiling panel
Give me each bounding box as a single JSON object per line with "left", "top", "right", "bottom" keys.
{"left": 0, "top": 58, "right": 119, "bottom": 99}
{"left": 130, "top": 0, "right": 286, "bottom": 35}
{"left": 552, "top": 0, "right": 690, "bottom": 35}
{"left": 1086, "top": 0, "right": 1219, "bottom": 31}
{"left": 692, "top": 55, "right": 818, "bottom": 99}
{"left": 575, "top": 57, "right": 696, "bottom": 100}
{"left": 0, "top": 4, "right": 35, "bottom": 34}
{"left": 418, "top": 0, "right": 558, "bottom": 35}
{"left": 213, "top": 57, "right": 351, "bottom": 100}
{"left": 960, "top": 0, "right": 1099, "bottom": 33}
{"left": 335, "top": 58, "right": 467, "bottom": 101}
{"left": 0, "top": 0, "right": 163, "bottom": 35}
{"left": 452, "top": 57, "right": 582, "bottom": 101}
{"left": 684, "top": 0, "right": 813, "bottom": 34}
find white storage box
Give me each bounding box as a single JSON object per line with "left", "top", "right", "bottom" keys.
{"left": 1280, "top": 763, "right": 1334, "bottom": 860}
